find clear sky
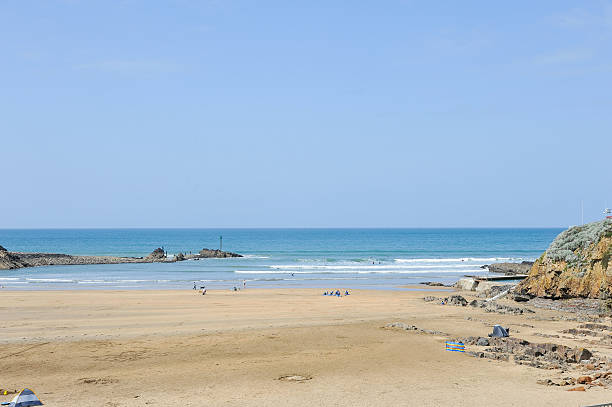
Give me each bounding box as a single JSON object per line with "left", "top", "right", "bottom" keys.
{"left": 1, "top": 1, "right": 611, "bottom": 228}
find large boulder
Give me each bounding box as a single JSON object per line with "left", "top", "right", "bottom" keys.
{"left": 146, "top": 248, "right": 166, "bottom": 260}
{"left": 517, "top": 219, "right": 612, "bottom": 299}
{"left": 447, "top": 295, "right": 468, "bottom": 306}
{"left": 455, "top": 277, "right": 478, "bottom": 291}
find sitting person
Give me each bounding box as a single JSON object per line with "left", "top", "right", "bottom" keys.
{"left": 345, "top": 290, "right": 350, "bottom": 295}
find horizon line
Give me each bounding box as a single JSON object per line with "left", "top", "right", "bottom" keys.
{"left": 0, "top": 226, "right": 568, "bottom": 230}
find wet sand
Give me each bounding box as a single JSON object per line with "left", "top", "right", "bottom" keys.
{"left": 0, "top": 288, "right": 610, "bottom": 406}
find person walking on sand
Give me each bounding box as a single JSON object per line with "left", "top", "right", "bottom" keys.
{"left": 193, "top": 282, "right": 197, "bottom": 290}
{"left": 243, "top": 279, "right": 246, "bottom": 289}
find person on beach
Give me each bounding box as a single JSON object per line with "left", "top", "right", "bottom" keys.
{"left": 193, "top": 282, "right": 197, "bottom": 290}
{"left": 243, "top": 280, "right": 246, "bottom": 289}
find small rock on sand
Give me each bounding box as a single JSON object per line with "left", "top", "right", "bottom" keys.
{"left": 278, "top": 375, "right": 312, "bottom": 382}
{"left": 476, "top": 337, "right": 489, "bottom": 346}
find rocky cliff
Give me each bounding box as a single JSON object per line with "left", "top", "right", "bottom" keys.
{"left": 517, "top": 219, "right": 612, "bottom": 299}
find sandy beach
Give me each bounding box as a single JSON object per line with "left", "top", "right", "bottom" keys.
{"left": 0, "top": 287, "right": 610, "bottom": 406}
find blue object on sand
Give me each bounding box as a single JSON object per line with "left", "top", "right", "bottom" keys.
{"left": 489, "top": 325, "right": 509, "bottom": 338}
{"left": 6, "top": 388, "right": 43, "bottom": 406}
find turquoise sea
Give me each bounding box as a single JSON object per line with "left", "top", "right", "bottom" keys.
{"left": 0, "top": 229, "right": 562, "bottom": 290}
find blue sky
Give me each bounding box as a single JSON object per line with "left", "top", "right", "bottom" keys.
{"left": 1, "top": 1, "right": 611, "bottom": 228}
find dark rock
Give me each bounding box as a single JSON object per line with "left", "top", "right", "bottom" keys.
{"left": 198, "top": 248, "right": 242, "bottom": 258}
{"left": 0, "top": 245, "right": 7, "bottom": 252}
{"left": 464, "top": 336, "right": 599, "bottom": 370}
{"left": 487, "top": 261, "right": 534, "bottom": 275}
{"left": 0, "top": 249, "right": 29, "bottom": 269}
{"left": 175, "top": 252, "right": 185, "bottom": 261}
{"left": 484, "top": 302, "right": 533, "bottom": 315}
{"left": 0, "top": 246, "right": 195, "bottom": 270}
{"left": 487, "top": 285, "right": 515, "bottom": 298}
{"left": 423, "top": 296, "right": 438, "bottom": 302}
{"left": 477, "top": 337, "right": 490, "bottom": 346}
{"left": 574, "top": 348, "right": 592, "bottom": 362}
{"left": 385, "top": 322, "right": 418, "bottom": 331}
{"left": 420, "top": 281, "right": 446, "bottom": 286}
{"left": 146, "top": 248, "right": 166, "bottom": 260}
{"left": 385, "top": 322, "right": 448, "bottom": 336}
{"left": 513, "top": 294, "right": 531, "bottom": 302}
{"left": 447, "top": 295, "right": 468, "bottom": 306}
{"left": 578, "top": 323, "right": 611, "bottom": 331}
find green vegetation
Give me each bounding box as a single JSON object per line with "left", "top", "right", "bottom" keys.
{"left": 546, "top": 219, "right": 612, "bottom": 265}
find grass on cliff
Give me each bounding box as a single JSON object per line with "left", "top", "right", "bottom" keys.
{"left": 546, "top": 219, "right": 612, "bottom": 265}
{"left": 603, "top": 248, "right": 611, "bottom": 271}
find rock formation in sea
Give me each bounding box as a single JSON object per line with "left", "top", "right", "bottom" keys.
{"left": 517, "top": 219, "right": 612, "bottom": 300}
{"left": 146, "top": 247, "right": 167, "bottom": 260}
{"left": 0, "top": 245, "right": 29, "bottom": 269}
{"left": 197, "top": 248, "right": 242, "bottom": 258}
{"left": 0, "top": 246, "right": 241, "bottom": 270}
{"left": 484, "top": 261, "right": 534, "bottom": 275}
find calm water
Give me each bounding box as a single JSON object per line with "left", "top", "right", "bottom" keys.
{"left": 0, "top": 229, "right": 561, "bottom": 290}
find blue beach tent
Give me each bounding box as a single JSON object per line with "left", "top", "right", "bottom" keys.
{"left": 6, "top": 388, "right": 43, "bottom": 407}
{"left": 490, "top": 325, "right": 509, "bottom": 338}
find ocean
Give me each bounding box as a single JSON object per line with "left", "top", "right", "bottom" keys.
{"left": 0, "top": 228, "right": 561, "bottom": 290}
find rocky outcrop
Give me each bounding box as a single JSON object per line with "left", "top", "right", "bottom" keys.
{"left": 145, "top": 248, "right": 166, "bottom": 260}
{"left": 462, "top": 336, "right": 597, "bottom": 369}
{"left": 517, "top": 219, "right": 612, "bottom": 299}
{"left": 1, "top": 247, "right": 171, "bottom": 270}
{"left": 197, "top": 248, "right": 242, "bottom": 258}
{"left": 0, "top": 245, "right": 243, "bottom": 270}
{"left": 0, "top": 247, "right": 30, "bottom": 269}
{"left": 485, "top": 261, "right": 533, "bottom": 275}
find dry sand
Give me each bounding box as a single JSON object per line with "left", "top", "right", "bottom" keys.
{"left": 0, "top": 288, "right": 610, "bottom": 406}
